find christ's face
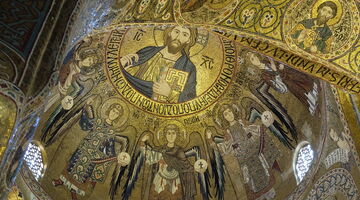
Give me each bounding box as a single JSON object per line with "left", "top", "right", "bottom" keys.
{"left": 167, "top": 26, "right": 191, "bottom": 53}
{"left": 165, "top": 129, "right": 177, "bottom": 143}
{"left": 318, "top": 6, "right": 334, "bottom": 22}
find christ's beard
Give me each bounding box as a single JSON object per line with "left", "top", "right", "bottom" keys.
{"left": 317, "top": 15, "right": 330, "bottom": 25}
{"left": 167, "top": 40, "right": 186, "bottom": 54}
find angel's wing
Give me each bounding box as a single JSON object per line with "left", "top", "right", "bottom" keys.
{"left": 203, "top": 126, "right": 226, "bottom": 200}
{"left": 109, "top": 164, "right": 127, "bottom": 200}
{"left": 209, "top": 145, "right": 226, "bottom": 200}
{"left": 184, "top": 146, "right": 201, "bottom": 159}
{"left": 43, "top": 103, "right": 87, "bottom": 146}
{"left": 108, "top": 133, "right": 133, "bottom": 200}
{"left": 108, "top": 125, "right": 139, "bottom": 200}
{"left": 121, "top": 131, "right": 154, "bottom": 200}
{"left": 252, "top": 82, "right": 298, "bottom": 142}
{"left": 248, "top": 107, "right": 294, "bottom": 149}
{"left": 121, "top": 149, "right": 145, "bottom": 200}
{"left": 42, "top": 83, "right": 97, "bottom": 146}
{"left": 185, "top": 132, "right": 211, "bottom": 200}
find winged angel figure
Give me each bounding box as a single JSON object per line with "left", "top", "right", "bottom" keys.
{"left": 51, "top": 97, "right": 137, "bottom": 200}
{"left": 111, "top": 120, "right": 213, "bottom": 200}
{"left": 207, "top": 97, "right": 292, "bottom": 199}
{"left": 239, "top": 50, "right": 320, "bottom": 149}
{"left": 41, "top": 36, "right": 104, "bottom": 146}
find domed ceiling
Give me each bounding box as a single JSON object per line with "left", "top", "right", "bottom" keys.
{"left": 7, "top": 0, "right": 360, "bottom": 200}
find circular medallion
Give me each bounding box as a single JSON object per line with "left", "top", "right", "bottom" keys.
{"left": 194, "top": 159, "right": 208, "bottom": 173}
{"left": 261, "top": 110, "right": 274, "bottom": 127}
{"left": 61, "top": 96, "right": 74, "bottom": 110}
{"left": 117, "top": 152, "right": 131, "bottom": 166}
{"left": 283, "top": 0, "right": 360, "bottom": 59}
{"left": 178, "top": 0, "right": 241, "bottom": 24}
{"left": 105, "top": 25, "right": 237, "bottom": 117}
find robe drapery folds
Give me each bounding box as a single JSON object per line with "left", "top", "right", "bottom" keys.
{"left": 120, "top": 46, "right": 197, "bottom": 103}
{"left": 142, "top": 144, "right": 197, "bottom": 200}
{"left": 217, "top": 121, "right": 280, "bottom": 193}
{"left": 61, "top": 118, "right": 125, "bottom": 195}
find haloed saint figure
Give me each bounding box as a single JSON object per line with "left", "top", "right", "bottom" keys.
{"left": 141, "top": 124, "right": 197, "bottom": 200}
{"left": 52, "top": 103, "right": 129, "bottom": 200}
{"left": 291, "top": 1, "right": 338, "bottom": 53}
{"left": 120, "top": 26, "right": 198, "bottom": 103}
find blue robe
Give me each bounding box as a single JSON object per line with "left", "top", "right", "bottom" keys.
{"left": 121, "top": 46, "right": 197, "bottom": 103}
{"left": 67, "top": 118, "right": 116, "bottom": 184}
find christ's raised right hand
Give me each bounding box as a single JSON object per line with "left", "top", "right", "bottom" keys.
{"left": 120, "top": 53, "right": 139, "bottom": 68}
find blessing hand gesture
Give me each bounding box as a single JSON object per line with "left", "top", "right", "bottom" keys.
{"left": 120, "top": 53, "right": 139, "bottom": 68}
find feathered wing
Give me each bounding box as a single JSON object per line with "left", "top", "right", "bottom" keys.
{"left": 110, "top": 164, "right": 127, "bottom": 200}
{"left": 248, "top": 107, "right": 294, "bottom": 149}
{"left": 42, "top": 36, "right": 97, "bottom": 143}
{"left": 43, "top": 100, "right": 89, "bottom": 146}
{"left": 120, "top": 150, "right": 145, "bottom": 200}
{"left": 208, "top": 143, "right": 226, "bottom": 200}
{"left": 42, "top": 81, "right": 96, "bottom": 146}
{"left": 185, "top": 132, "right": 212, "bottom": 200}
{"left": 41, "top": 107, "right": 68, "bottom": 144}
{"left": 252, "top": 82, "right": 298, "bottom": 142}
{"left": 121, "top": 131, "right": 152, "bottom": 200}
{"left": 109, "top": 125, "right": 138, "bottom": 200}
{"left": 45, "top": 109, "right": 82, "bottom": 145}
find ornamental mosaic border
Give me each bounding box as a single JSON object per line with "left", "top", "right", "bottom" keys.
{"left": 20, "top": 165, "right": 52, "bottom": 200}
{"left": 305, "top": 168, "right": 359, "bottom": 200}
{"left": 331, "top": 86, "right": 360, "bottom": 169}
{"left": 0, "top": 79, "right": 25, "bottom": 190}
{"left": 54, "top": 0, "right": 130, "bottom": 72}
{"left": 0, "top": 0, "right": 54, "bottom": 59}
{"left": 54, "top": 0, "right": 90, "bottom": 72}
{"left": 0, "top": 79, "right": 25, "bottom": 106}
{"left": 173, "top": 0, "right": 360, "bottom": 76}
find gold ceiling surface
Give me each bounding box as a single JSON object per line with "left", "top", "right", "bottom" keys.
{"left": 21, "top": 0, "right": 360, "bottom": 200}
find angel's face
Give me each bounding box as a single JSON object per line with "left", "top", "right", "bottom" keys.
{"left": 108, "top": 108, "right": 121, "bottom": 121}
{"left": 80, "top": 56, "right": 96, "bottom": 67}
{"left": 165, "top": 129, "right": 177, "bottom": 143}
{"left": 205, "top": 129, "right": 213, "bottom": 139}
{"left": 247, "top": 52, "right": 262, "bottom": 68}
{"left": 223, "top": 108, "right": 235, "bottom": 122}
